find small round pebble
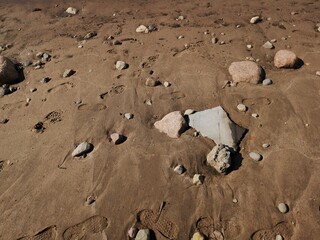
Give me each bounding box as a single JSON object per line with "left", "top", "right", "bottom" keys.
{"left": 237, "top": 104, "right": 247, "bottom": 112}
{"left": 275, "top": 235, "right": 284, "bottom": 240}
{"left": 262, "top": 79, "right": 273, "bottom": 86}
{"left": 278, "top": 203, "right": 289, "bottom": 213}
{"left": 249, "top": 152, "right": 262, "bottom": 161}
{"left": 262, "top": 143, "right": 270, "bottom": 148}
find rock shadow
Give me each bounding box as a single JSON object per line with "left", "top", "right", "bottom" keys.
{"left": 294, "top": 58, "right": 304, "bottom": 69}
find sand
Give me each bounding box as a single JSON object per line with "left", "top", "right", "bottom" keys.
{"left": 0, "top": 0, "right": 319, "bottom": 239}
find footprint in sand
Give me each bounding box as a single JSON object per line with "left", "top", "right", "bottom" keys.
{"left": 17, "top": 225, "right": 57, "bottom": 240}
{"left": 138, "top": 209, "right": 179, "bottom": 240}
{"left": 250, "top": 221, "right": 293, "bottom": 240}
{"left": 47, "top": 82, "right": 75, "bottom": 94}
{"left": 63, "top": 215, "right": 108, "bottom": 240}
{"left": 195, "top": 217, "right": 224, "bottom": 240}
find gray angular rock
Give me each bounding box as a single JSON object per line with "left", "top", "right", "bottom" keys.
{"left": 228, "top": 61, "right": 263, "bottom": 84}
{"left": 0, "top": 56, "right": 18, "bottom": 85}
{"left": 263, "top": 41, "right": 274, "bottom": 49}
{"left": 135, "top": 229, "right": 151, "bottom": 240}
{"left": 188, "top": 106, "right": 246, "bottom": 150}
{"left": 207, "top": 144, "right": 232, "bottom": 174}
{"left": 72, "top": 142, "right": 93, "bottom": 157}
{"left": 274, "top": 50, "right": 298, "bottom": 68}
{"left": 154, "top": 111, "right": 187, "bottom": 138}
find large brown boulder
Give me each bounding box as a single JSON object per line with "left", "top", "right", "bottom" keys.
{"left": 274, "top": 50, "right": 298, "bottom": 68}
{"left": 228, "top": 61, "right": 263, "bottom": 84}
{"left": 0, "top": 56, "right": 18, "bottom": 85}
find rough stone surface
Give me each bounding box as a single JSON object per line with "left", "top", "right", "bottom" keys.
{"left": 188, "top": 106, "right": 246, "bottom": 150}
{"left": 154, "top": 111, "right": 187, "bottom": 138}
{"left": 115, "top": 61, "right": 127, "bottom": 70}
{"left": 278, "top": 203, "right": 289, "bottom": 213}
{"left": 274, "top": 50, "right": 298, "bottom": 68}
{"left": 207, "top": 144, "right": 232, "bottom": 174}
{"left": 66, "top": 7, "right": 78, "bottom": 15}
{"left": 72, "top": 142, "right": 93, "bottom": 157}
{"left": 249, "top": 152, "right": 262, "bottom": 161}
{"left": 0, "top": 56, "right": 18, "bottom": 85}
{"left": 135, "top": 229, "right": 151, "bottom": 240}
{"left": 228, "top": 61, "right": 263, "bottom": 84}
{"left": 193, "top": 174, "right": 205, "bottom": 185}
{"left": 136, "top": 25, "right": 148, "bottom": 33}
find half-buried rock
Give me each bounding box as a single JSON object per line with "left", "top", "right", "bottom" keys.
{"left": 0, "top": 56, "right": 19, "bottom": 85}
{"left": 188, "top": 106, "right": 246, "bottom": 150}
{"left": 207, "top": 144, "right": 232, "bottom": 174}
{"left": 154, "top": 111, "right": 187, "bottom": 138}
{"left": 72, "top": 142, "right": 94, "bottom": 157}
{"left": 228, "top": 60, "right": 263, "bottom": 84}
{"left": 110, "top": 133, "right": 126, "bottom": 145}
{"left": 274, "top": 50, "right": 298, "bottom": 68}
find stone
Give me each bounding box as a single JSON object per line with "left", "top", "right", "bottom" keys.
{"left": 124, "top": 113, "right": 134, "bottom": 120}
{"left": 251, "top": 113, "right": 259, "bottom": 118}
{"left": 145, "top": 77, "right": 160, "bottom": 87}
{"left": 174, "top": 165, "right": 186, "bottom": 174}
{"left": 36, "top": 52, "right": 43, "bottom": 58}
{"left": 184, "top": 109, "right": 195, "bottom": 115}
{"left": 72, "top": 142, "right": 93, "bottom": 157}
{"left": 270, "top": 39, "right": 277, "bottom": 43}
{"left": 276, "top": 235, "right": 284, "bottom": 240}
{"left": 128, "top": 227, "right": 138, "bottom": 238}
{"left": 247, "top": 44, "right": 253, "bottom": 49}
{"left": 262, "top": 79, "right": 273, "bottom": 85}
{"left": 148, "top": 24, "right": 157, "bottom": 32}
{"left": 136, "top": 25, "right": 148, "bottom": 33}
{"left": 66, "top": 7, "right": 78, "bottom": 15}
{"left": 237, "top": 104, "right": 247, "bottom": 112}
{"left": 135, "top": 229, "right": 151, "bottom": 240}
{"left": 110, "top": 133, "right": 126, "bottom": 145}
{"left": 274, "top": 50, "right": 298, "bottom": 68}
{"left": 63, "top": 69, "right": 75, "bottom": 78}
{"left": 249, "top": 152, "right": 262, "bottom": 161}
{"left": 250, "top": 16, "right": 261, "bottom": 24}
{"left": 262, "top": 143, "right": 270, "bottom": 148}
{"left": 30, "top": 88, "right": 37, "bottom": 92}
{"left": 316, "top": 71, "right": 320, "bottom": 76}
{"left": 40, "top": 77, "right": 51, "bottom": 83}
{"left": 233, "top": 198, "right": 238, "bottom": 203}
{"left": 228, "top": 61, "right": 263, "bottom": 84}
{"left": 154, "top": 111, "right": 187, "bottom": 138}
{"left": 207, "top": 144, "right": 232, "bottom": 174}
{"left": 163, "top": 81, "right": 171, "bottom": 87}
{"left": 193, "top": 174, "right": 205, "bottom": 185}
{"left": 115, "top": 61, "right": 128, "bottom": 70}
{"left": 278, "top": 203, "right": 289, "bottom": 213}
{"left": 263, "top": 41, "right": 274, "bottom": 49}
{"left": 84, "top": 32, "right": 97, "bottom": 40}
{"left": 188, "top": 106, "right": 246, "bottom": 150}
{"left": 191, "top": 231, "right": 205, "bottom": 240}
{"left": 23, "top": 60, "right": 32, "bottom": 67}
{"left": 211, "top": 37, "right": 218, "bottom": 44}
{"left": 0, "top": 56, "right": 19, "bottom": 85}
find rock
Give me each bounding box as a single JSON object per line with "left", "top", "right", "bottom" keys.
{"left": 124, "top": 113, "right": 134, "bottom": 120}
{"left": 193, "top": 174, "right": 205, "bottom": 185}
{"left": 270, "top": 39, "right": 277, "bottom": 43}
{"left": 66, "top": 7, "right": 78, "bottom": 15}
{"left": 262, "top": 79, "right": 273, "bottom": 85}
{"left": 228, "top": 61, "right": 263, "bottom": 84}
{"left": 263, "top": 41, "right": 274, "bottom": 49}
{"left": 174, "top": 165, "right": 186, "bottom": 174}
{"left": 251, "top": 113, "right": 259, "bottom": 118}
{"left": 154, "top": 111, "right": 187, "bottom": 138}
{"left": 247, "top": 44, "right": 253, "bottom": 49}
{"left": 115, "top": 61, "right": 128, "bottom": 70}
{"left": 135, "top": 229, "right": 151, "bottom": 240}
{"left": 191, "top": 231, "right": 205, "bottom": 240}
{"left": 72, "top": 142, "right": 94, "bottom": 157}
{"left": 145, "top": 77, "right": 160, "bottom": 87}
{"left": 237, "top": 104, "right": 247, "bottom": 112}
{"left": 136, "top": 25, "right": 148, "bottom": 33}
{"left": 177, "top": 15, "right": 184, "bottom": 20}
{"left": 30, "top": 88, "right": 37, "bottom": 92}
{"left": 262, "top": 143, "right": 270, "bottom": 148}
{"left": 36, "top": 52, "right": 43, "bottom": 58}
{"left": 84, "top": 32, "right": 97, "bottom": 40}
{"left": 0, "top": 84, "right": 10, "bottom": 97}
{"left": 188, "top": 106, "right": 246, "bottom": 150}
{"left": 207, "top": 144, "right": 232, "bottom": 174}
{"left": 110, "top": 133, "right": 126, "bottom": 145}
{"left": 128, "top": 227, "right": 138, "bottom": 238}
{"left": 23, "top": 60, "right": 32, "bottom": 67}
{"left": 316, "top": 71, "right": 320, "bottom": 76}
{"left": 163, "top": 81, "right": 171, "bottom": 87}
{"left": 184, "top": 109, "right": 195, "bottom": 115}
{"left": 233, "top": 198, "right": 238, "bottom": 203}
{"left": 274, "top": 50, "right": 298, "bottom": 68}
{"left": 148, "top": 24, "right": 157, "bottom": 32}
{"left": 278, "top": 203, "right": 289, "bottom": 213}
{"left": 40, "top": 77, "right": 51, "bottom": 83}
{"left": 211, "top": 37, "right": 218, "bottom": 44}
{"left": 249, "top": 152, "right": 262, "bottom": 161}
{"left": 250, "top": 16, "right": 261, "bottom": 24}
{"left": 276, "top": 235, "right": 284, "bottom": 240}
{"left": 0, "top": 56, "right": 19, "bottom": 85}
{"left": 63, "top": 69, "right": 75, "bottom": 78}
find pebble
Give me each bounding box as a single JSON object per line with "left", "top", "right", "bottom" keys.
{"left": 219, "top": 41, "right": 225, "bottom": 45}
{"left": 278, "top": 203, "right": 289, "bottom": 213}
{"left": 124, "top": 113, "right": 134, "bottom": 120}
{"left": 36, "top": 52, "right": 43, "bottom": 58}
{"left": 63, "top": 69, "right": 75, "bottom": 78}
{"left": 40, "top": 77, "right": 51, "bottom": 83}
{"left": 30, "top": 88, "right": 37, "bottom": 92}
{"left": 145, "top": 99, "right": 152, "bottom": 105}
{"left": 135, "top": 229, "right": 151, "bottom": 240}
{"left": 84, "top": 32, "right": 97, "bottom": 40}
{"left": 233, "top": 198, "right": 238, "bottom": 203}
{"left": 270, "top": 39, "right": 277, "bottom": 43}
{"left": 42, "top": 53, "right": 50, "bottom": 61}
{"left": 211, "top": 37, "right": 218, "bottom": 44}
{"left": 247, "top": 44, "right": 253, "bottom": 49}
{"left": 237, "top": 104, "right": 247, "bottom": 112}
{"left": 262, "top": 143, "right": 270, "bottom": 148}
{"left": 184, "top": 109, "right": 195, "bottom": 115}
{"left": 115, "top": 61, "right": 127, "bottom": 70}
{"left": 262, "top": 79, "right": 273, "bottom": 85}
{"left": 177, "top": 15, "right": 184, "bottom": 20}
{"left": 316, "top": 71, "right": 320, "bottom": 76}
{"left": 110, "top": 133, "right": 126, "bottom": 145}
{"left": 128, "top": 227, "right": 138, "bottom": 238}
{"left": 136, "top": 25, "right": 148, "bottom": 33}
{"left": 174, "top": 165, "right": 186, "bottom": 174}
{"left": 145, "top": 77, "right": 160, "bottom": 87}
{"left": 23, "top": 60, "right": 32, "bottom": 67}
{"left": 163, "top": 81, "right": 170, "bottom": 87}
{"left": 26, "top": 98, "right": 31, "bottom": 103}
{"left": 250, "top": 16, "right": 261, "bottom": 24}
{"left": 251, "top": 113, "right": 259, "bottom": 118}
{"left": 72, "top": 142, "right": 93, "bottom": 157}
{"left": 263, "top": 41, "right": 274, "bottom": 49}
{"left": 193, "top": 174, "right": 205, "bottom": 185}
{"left": 66, "top": 7, "right": 78, "bottom": 15}
{"left": 275, "top": 235, "right": 284, "bottom": 240}
{"left": 178, "top": 35, "right": 184, "bottom": 39}
{"left": 249, "top": 152, "right": 262, "bottom": 161}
